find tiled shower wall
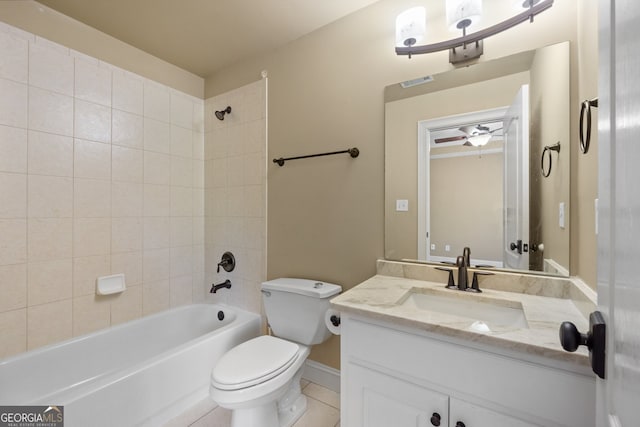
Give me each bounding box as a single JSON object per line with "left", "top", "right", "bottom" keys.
{"left": 203, "top": 80, "right": 267, "bottom": 316}
{"left": 0, "top": 23, "right": 206, "bottom": 359}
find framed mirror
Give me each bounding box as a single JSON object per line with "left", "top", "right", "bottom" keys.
{"left": 385, "top": 41, "right": 570, "bottom": 276}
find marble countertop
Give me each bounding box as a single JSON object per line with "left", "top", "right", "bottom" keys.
{"left": 331, "top": 272, "right": 593, "bottom": 367}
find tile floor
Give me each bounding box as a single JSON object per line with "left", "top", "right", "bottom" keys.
{"left": 164, "top": 380, "right": 340, "bottom": 427}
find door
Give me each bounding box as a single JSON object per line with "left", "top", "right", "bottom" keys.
{"left": 345, "top": 363, "right": 449, "bottom": 427}
{"left": 597, "top": 1, "right": 640, "bottom": 426}
{"left": 503, "top": 85, "right": 530, "bottom": 270}
{"left": 450, "top": 398, "right": 538, "bottom": 427}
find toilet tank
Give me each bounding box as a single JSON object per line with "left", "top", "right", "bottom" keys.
{"left": 261, "top": 278, "right": 341, "bottom": 345}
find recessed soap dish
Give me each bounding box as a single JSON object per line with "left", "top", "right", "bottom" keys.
{"left": 96, "top": 273, "right": 126, "bottom": 295}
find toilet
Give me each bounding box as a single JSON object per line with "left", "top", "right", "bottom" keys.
{"left": 210, "top": 278, "right": 342, "bottom": 427}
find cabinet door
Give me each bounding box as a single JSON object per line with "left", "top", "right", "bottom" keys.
{"left": 450, "top": 398, "right": 539, "bottom": 427}
{"left": 345, "top": 363, "right": 449, "bottom": 427}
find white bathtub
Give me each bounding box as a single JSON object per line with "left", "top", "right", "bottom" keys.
{"left": 0, "top": 304, "right": 261, "bottom": 426}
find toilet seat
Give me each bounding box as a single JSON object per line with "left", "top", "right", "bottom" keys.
{"left": 212, "top": 335, "right": 300, "bottom": 391}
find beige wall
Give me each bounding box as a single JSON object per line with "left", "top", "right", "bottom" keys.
{"left": 384, "top": 72, "right": 529, "bottom": 261}
{"left": 430, "top": 150, "right": 503, "bottom": 262}
{"left": 0, "top": 1, "right": 204, "bottom": 98}
{"left": 206, "top": 0, "right": 584, "bottom": 369}
{"left": 529, "top": 42, "right": 571, "bottom": 272}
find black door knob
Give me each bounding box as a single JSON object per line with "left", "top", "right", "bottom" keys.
{"left": 558, "top": 311, "right": 606, "bottom": 379}
{"left": 509, "top": 240, "right": 523, "bottom": 254}
{"left": 430, "top": 412, "right": 441, "bottom": 426}
{"left": 456, "top": 422, "right": 466, "bottom": 427}
{"left": 559, "top": 321, "right": 589, "bottom": 352}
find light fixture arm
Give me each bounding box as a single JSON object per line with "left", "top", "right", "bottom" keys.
{"left": 396, "top": 0, "right": 553, "bottom": 57}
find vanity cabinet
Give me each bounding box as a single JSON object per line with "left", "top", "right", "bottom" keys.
{"left": 341, "top": 315, "right": 595, "bottom": 427}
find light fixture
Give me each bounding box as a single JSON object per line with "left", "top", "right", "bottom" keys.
{"left": 467, "top": 133, "right": 492, "bottom": 147}
{"left": 395, "top": 0, "right": 553, "bottom": 64}
{"left": 395, "top": 6, "right": 426, "bottom": 52}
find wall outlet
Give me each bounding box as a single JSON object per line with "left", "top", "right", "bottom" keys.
{"left": 445, "top": 244, "right": 451, "bottom": 252}
{"left": 430, "top": 244, "right": 436, "bottom": 251}
{"left": 559, "top": 202, "right": 565, "bottom": 229}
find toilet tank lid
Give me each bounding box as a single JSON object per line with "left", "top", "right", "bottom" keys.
{"left": 262, "top": 278, "right": 341, "bottom": 298}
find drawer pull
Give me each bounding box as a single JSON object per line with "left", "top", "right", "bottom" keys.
{"left": 430, "top": 412, "right": 441, "bottom": 426}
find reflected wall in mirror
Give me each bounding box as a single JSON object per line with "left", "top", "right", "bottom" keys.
{"left": 385, "top": 41, "right": 570, "bottom": 276}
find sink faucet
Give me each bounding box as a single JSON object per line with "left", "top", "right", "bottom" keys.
{"left": 456, "top": 255, "right": 468, "bottom": 291}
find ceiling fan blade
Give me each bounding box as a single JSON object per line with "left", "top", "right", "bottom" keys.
{"left": 434, "top": 135, "right": 467, "bottom": 143}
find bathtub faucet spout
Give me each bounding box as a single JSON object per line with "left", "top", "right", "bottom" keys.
{"left": 210, "top": 279, "right": 232, "bottom": 293}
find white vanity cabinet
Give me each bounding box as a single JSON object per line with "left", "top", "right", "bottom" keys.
{"left": 341, "top": 315, "right": 595, "bottom": 427}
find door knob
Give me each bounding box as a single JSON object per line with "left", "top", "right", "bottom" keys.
{"left": 559, "top": 311, "right": 606, "bottom": 379}
{"left": 430, "top": 412, "right": 441, "bottom": 426}
{"left": 456, "top": 422, "right": 466, "bottom": 427}
{"left": 509, "top": 240, "right": 522, "bottom": 254}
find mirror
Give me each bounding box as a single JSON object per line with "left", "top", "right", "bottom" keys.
{"left": 385, "top": 41, "right": 570, "bottom": 276}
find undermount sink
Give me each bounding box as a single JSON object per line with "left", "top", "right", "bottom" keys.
{"left": 399, "top": 289, "right": 529, "bottom": 331}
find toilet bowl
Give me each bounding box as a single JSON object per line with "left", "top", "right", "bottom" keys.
{"left": 210, "top": 335, "right": 311, "bottom": 427}
{"left": 209, "top": 278, "right": 341, "bottom": 427}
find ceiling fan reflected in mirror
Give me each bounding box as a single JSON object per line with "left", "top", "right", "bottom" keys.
{"left": 434, "top": 124, "right": 503, "bottom": 147}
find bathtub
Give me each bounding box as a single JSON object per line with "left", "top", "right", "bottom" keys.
{"left": 0, "top": 304, "right": 261, "bottom": 426}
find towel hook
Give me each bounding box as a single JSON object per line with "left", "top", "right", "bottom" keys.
{"left": 541, "top": 142, "right": 561, "bottom": 178}
{"left": 579, "top": 98, "right": 598, "bottom": 154}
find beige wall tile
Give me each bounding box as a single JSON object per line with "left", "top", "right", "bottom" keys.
{"left": 143, "top": 81, "right": 170, "bottom": 122}
{"left": 0, "top": 219, "right": 26, "bottom": 266}
{"left": 0, "top": 172, "right": 26, "bottom": 218}
{"left": 144, "top": 118, "right": 170, "bottom": 154}
{"left": 143, "top": 217, "right": 171, "bottom": 250}
{"left": 72, "top": 294, "right": 110, "bottom": 336}
{"left": 192, "top": 159, "right": 204, "bottom": 189}
{"left": 170, "top": 246, "right": 192, "bottom": 278}
{"left": 243, "top": 152, "right": 265, "bottom": 186}
{"left": 75, "top": 58, "right": 111, "bottom": 107}
{"left": 74, "top": 138, "right": 111, "bottom": 179}
{"left": 0, "top": 125, "right": 27, "bottom": 173}
{"left": 171, "top": 186, "right": 193, "bottom": 217}
{"left": 0, "top": 309, "right": 26, "bottom": 359}
{"left": 28, "top": 42, "right": 73, "bottom": 96}
{"left": 193, "top": 132, "right": 204, "bottom": 161}
{"left": 142, "top": 279, "right": 170, "bottom": 315}
{"left": 27, "top": 299, "right": 72, "bottom": 350}
{"left": 192, "top": 217, "right": 204, "bottom": 246}
{"left": 143, "top": 151, "right": 171, "bottom": 185}
{"left": 112, "top": 146, "right": 143, "bottom": 183}
{"left": 112, "top": 217, "right": 143, "bottom": 253}
{"left": 28, "top": 218, "right": 72, "bottom": 262}
{"left": 244, "top": 185, "right": 264, "bottom": 218}
{"left": 170, "top": 217, "right": 193, "bottom": 248}
{"left": 28, "top": 175, "right": 72, "bottom": 218}
{"left": 227, "top": 156, "right": 243, "bottom": 187}
{"left": 0, "top": 263, "right": 26, "bottom": 312}
{"left": 143, "top": 248, "right": 170, "bottom": 283}
{"left": 227, "top": 189, "right": 244, "bottom": 217}
{"left": 143, "top": 184, "right": 170, "bottom": 217}
{"left": 27, "top": 259, "right": 72, "bottom": 306}
{"left": 0, "top": 31, "right": 28, "bottom": 83}
{"left": 171, "top": 156, "right": 192, "bottom": 187}
{"left": 0, "top": 79, "right": 27, "bottom": 129}
{"left": 73, "top": 217, "right": 111, "bottom": 257}
{"left": 111, "top": 251, "right": 142, "bottom": 286}
{"left": 74, "top": 178, "right": 111, "bottom": 218}
{"left": 27, "top": 130, "right": 72, "bottom": 177}
{"left": 170, "top": 275, "right": 192, "bottom": 307}
{"left": 74, "top": 99, "right": 111, "bottom": 143}
{"left": 112, "top": 70, "right": 143, "bottom": 115}
{"left": 170, "top": 125, "right": 193, "bottom": 158}
{"left": 112, "top": 109, "right": 143, "bottom": 149}
{"left": 110, "top": 284, "right": 142, "bottom": 325}
{"left": 111, "top": 181, "right": 143, "bottom": 218}
{"left": 28, "top": 87, "right": 73, "bottom": 136}
{"left": 73, "top": 254, "right": 110, "bottom": 297}
{"left": 170, "top": 93, "right": 193, "bottom": 130}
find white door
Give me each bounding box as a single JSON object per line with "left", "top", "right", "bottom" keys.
{"left": 596, "top": 1, "right": 640, "bottom": 425}
{"left": 503, "top": 85, "right": 530, "bottom": 270}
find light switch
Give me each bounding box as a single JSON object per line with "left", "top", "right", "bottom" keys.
{"left": 396, "top": 199, "right": 409, "bottom": 212}
{"left": 430, "top": 244, "right": 436, "bottom": 251}
{"left": 445, "top": 244, "right": 451, "bottom": 252}
{"left": 559, "top": 202, "right": 565, "bottom": 229}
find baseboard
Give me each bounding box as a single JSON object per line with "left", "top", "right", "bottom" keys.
{"left": 302, "top": 360, "right": 340, "bottom": 393}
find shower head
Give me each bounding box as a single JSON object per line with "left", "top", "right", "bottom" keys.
{"left": 215, "top": 106, "right": 232, "bottom": 121}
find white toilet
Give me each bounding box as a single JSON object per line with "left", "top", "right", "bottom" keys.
{"left": 210, "top": 278, "right": 341, "bottom": 427}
